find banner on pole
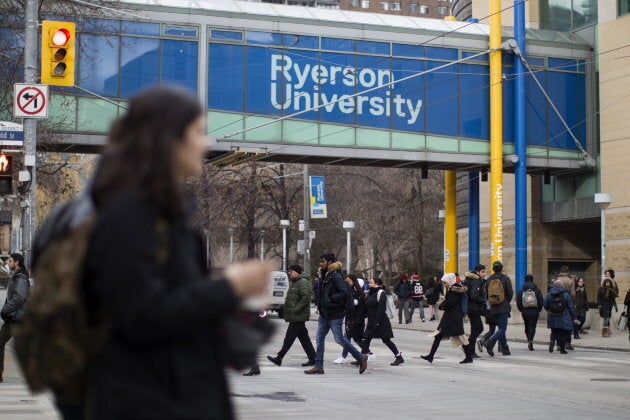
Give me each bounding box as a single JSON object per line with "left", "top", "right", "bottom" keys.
{"left": 309, "top": 176, "right": 327, "bottom": 219}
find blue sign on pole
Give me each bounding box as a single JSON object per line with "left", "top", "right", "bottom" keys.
{"left": 309, "top": 176, "right": 327, "bottom": 219}
{"left": 0, "top": 122, "right": 24, "bottom": 146}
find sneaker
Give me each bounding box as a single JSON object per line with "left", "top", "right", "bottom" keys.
{"left": 333, "top": 356, "right": 347, "bottom": 364}
{"left": 266, "top": 355, "right": 282, "bottom": 366}
{"left": 391, "top": 355, "right": 404, "bottom": 366}
{"left": 421, "top": 319, "right": 425, "bottom": 322}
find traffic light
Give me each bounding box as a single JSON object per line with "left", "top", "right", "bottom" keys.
{"left": 0, "top": 154, "right": 12, "bottom": 195}
{"left": 41, "top": 20, "right": 76, "bottom": 86}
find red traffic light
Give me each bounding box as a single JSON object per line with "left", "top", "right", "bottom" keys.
{"left": 51, "top": 28, "right": 71, "bottom": 46}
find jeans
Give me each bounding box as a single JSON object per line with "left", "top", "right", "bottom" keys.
{"left": 315, "top": 315, "right": 363, "bottom": 368}
{"left": 0, "top": 322, "right": 13, "bottom": 374}
{"left": 576, "top": 315, "right": 586, "bottom": 331}
{"left": 409, "top": 300, "right": 425, "bottom": 321}
{"left": 522, "top": 313, "right": 539, "bottom": 341}
{"left": 603, "top": 317, "right": 610, "bottom": 327}
{"left": 398, "top": 299, "right": 410, "bottom": 323}
{"left": 277, "top": 321, "right": 316, "bottom": 361}
{"left": 341, "top": 330, "right": 364, "bottom": 358}
{"left": 490, "top": 312, "right": 509, "bottom": 347}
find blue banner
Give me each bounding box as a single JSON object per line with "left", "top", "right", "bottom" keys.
{"left": 309, "top": 176, "right": 327, "bottom": 219}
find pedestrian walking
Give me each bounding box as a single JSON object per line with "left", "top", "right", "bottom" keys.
{"left": 333, "top": 274, "right": 366, "bottom": 364}
{"left": 267, "top": 264, "right": 316, "bottom": 367}
{"left": 462, "top": 264, "right": 486, "bottom": 358}
{"left": 544, "top": 280, "right": 578, "bottom": 354}
{"left": 598, "top": 277, "right": 619, "bottom": 337}
{"left": 482, "top": 261, "right": 513, "bottom": 357}
{"left": 75, "top": 86, "right": 271, "bottom": 420}
{"left": 394, "top": 274, "right": 412, "bottom": 324}
{"left": 305, "top": 254, "right": 367, "bottom": 375}
{"left": 409, "top": 273, "right": 426, "bottom": 322}
{"left": 361, "top": 278, "right": 404, "bottom": 366}
{"left": 0, "top": 253, "right": 30, "bottom": 383}
{"left": 516, "top": 274, "right": 544, "bottom": 350}
{"left": 574, "top": 278, "right": 589, "bottom": 338}
{"left": 425, "top": 276, "right": 441, "bottom": 321}
{"left": 421, "top": 273, "right": 473, "bottom": 364}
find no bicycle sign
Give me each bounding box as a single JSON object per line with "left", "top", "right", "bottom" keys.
{"left": 14, "top": 83, "right": 49, "bottom": 118}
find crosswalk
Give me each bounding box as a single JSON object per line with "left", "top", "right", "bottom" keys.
{"left": 0, "top": 382, "right": 58, "bottom": 418}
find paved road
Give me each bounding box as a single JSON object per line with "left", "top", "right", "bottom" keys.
{"left": 231, "top": 315, "right": 630, "bottom": 420}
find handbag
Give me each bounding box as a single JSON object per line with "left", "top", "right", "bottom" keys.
{"left": 220, "top": 310, "right": 276, "bottom": 370}
{"left": 619, "top": 309, "right": 628, "bottom": 331}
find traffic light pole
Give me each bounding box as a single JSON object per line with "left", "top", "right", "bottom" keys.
{"left": 22, "top": 0, "right": 38, "bottom": 266}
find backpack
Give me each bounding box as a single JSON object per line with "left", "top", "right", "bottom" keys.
{"left": 377, "top": 289, "right": 395, "bottom": 319}
{"left": 522, "top": 289, "right": 537, "bottom": 309}
{"left": 548, "top": 293, "right": 567, "bottom": 315}
{"left": 12, "top": 193, "right": 98, "bottom": 402}
{"left": 487, "top": 276, "right": 506, "bottom": 306}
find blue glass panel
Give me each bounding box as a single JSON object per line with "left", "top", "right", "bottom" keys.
{"left": 392, "top": 43, "right": 424, "bottom": 58}
{"left": 425, "top": 47, "right": 458, "bottom": 61}
{"left": 245, "top": 46, "right": 281, "bottom": 116}
{"left": 163, "top": 26, "right": 197, "bottom": 38}
{"left": 355, "top": 56, "right": 391, "bottom": 129}
{"left": 211, "top": 29, "right": 242, "bottom": 41}
{"left": 80, "top": 18, "right": 120, "bottom": 33}
{"left": 78, "top": 33, "right": 119, "bottom": 97}
{"left": 121, "top": 21, "right": 160, "bottom": 36}
{"left": 575, "top": 73, "right": 586, "bottom": 146}
{"left": 318, "top": 52, "right": 356, "bottom": 125}
{"left": 527, "top": 56, "right": 545, "bottom": 67}
{"left": 247, "top": 31, "right": 282, "bottom": 45}
{"left": 208, "top": 43, "right": 244, "bottom": 112}
{"left": 356, "top": 40, "right": 389, "bottom": 55}
{"left": 502, "top": 51, "right": 515, "bottom": 67}
{"left": 321, "top": 37, "right": 355, "bottom": 52}
{"left": 391, "top": 58, "right": 425, "bottom": 133}
{"left": 463, "top": 51, "right": 488, "bottom": 63}
{"left": 547, "top": 72, "right": 582, "bottom": 149}
{"left": 502, "top": 66, "right": 514, "bottom": 143}
{"left": 425, "top": 61, "right": 458, "bottom": 136}
{"left": 525, "top": 70, "right": 548, "bottom": 147}
{"left": 548, "top": 57, "right": 578, "bottom": 72}
{"left": 120, "top": 37, "right": 159, "bottom": 99}
{"left": 460, "top": 63, "right": 489, "bottom": 140}
{"left": 161, "top": 39, "right": 198, "bottom": 93}
{"left": 577, "top": 59, "right": 586, "bottom": 73}
{"left": 283, "top": 34, "right": 318, "bottom": 49}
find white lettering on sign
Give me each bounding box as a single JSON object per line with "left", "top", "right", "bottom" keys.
{"left": 270, "top": 55, "right": 423, "bottom": 125}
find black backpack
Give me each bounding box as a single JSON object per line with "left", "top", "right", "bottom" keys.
{"left": 548, "top": 293, "right": 566, "bottom": 315}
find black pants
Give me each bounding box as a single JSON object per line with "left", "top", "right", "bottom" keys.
{"left": 466, "top": 313, "right": 484, "bottom": 353}
{"left": 522, "top": 313, "right": 539, "bottom": 341}
{"left": 550, "top": 328, "right": 570, "bottom": 350}
{"left": 427, "top": 331, "right": 444, "bottom": 357}
{"left": 277, "top": 321, "right": 316, "bottom": 360}
{"left": 482, "top": 323, "right": 496, "bottom": 341}
{"left": 361, "top": 337, "right": 398, "bottom": 356}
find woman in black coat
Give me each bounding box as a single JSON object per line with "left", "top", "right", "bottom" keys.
{"left": 422, "top": 273, "right": 473, "bottom": 364}
{"left": 360, "top": 278, "right": 404, "bottom": 366}
{"left": 335, "top": 274, "right": 366, "bottom": 363}
{"left": 598, "top": 277, "right": 618, "bottom": 337}
{"left": 79, "top": 87, "right": 270, "bottom": 420}
{"left": 574, "top": 277, "right": 589, "bottom": 338}
{"left": 425, "top": 276, "right": 441, "bottom": 321}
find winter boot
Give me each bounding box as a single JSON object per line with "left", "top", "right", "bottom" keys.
{"left": 574, "top": 331, "right": 580, "bottom": 339}
{"left": 548, "top": 341, "right": 554, "bottom": 353}
{"left": 267, "top": 355, "right": 282, "bottom": 366}
{"left": 391, "top": 354, "right": 405, "bottom": 366}
{"left": 243, "top": 365, "right": 261, "bottom": 376}
{"left": 528, "top": 340, "right": 534, "bottom": 351}
{"left": 484, "top": 338, "right": 497, "bottom": 357}
{"left": 559, "top": 344, "right": 568, "bottom": 354}
{"left": 602, "top": 327, "right": 610, "bottom": 337}
{"left": 420, "top": 354, "right": 434, "bottom": 363}
{"left": 500, "top": 344, "right": 511, "bottom": 356}
{"left": 459, "top": 345, "right": 474, "bottom": 364}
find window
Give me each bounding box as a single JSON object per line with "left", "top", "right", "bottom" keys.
{"left": 420, "top": 5, "right": 429, "bottom": 14}
{"left": 437, "top": 6, "right": 448, "bottom": 14}
{"left": 390, "top": 2, "right": 401, "bottom": 10}
{"left": 361, "top": 0, "right": 370, "bottom": 8}
{"left": 380, "top": 2, "right": 389, "bottom": 10}
{"left": 620, "top": 0, "right": 630, "bottom": 16}
{"left": 409, "top": 3, "right": 418, "bottom": 13}
{"left": 350, "top": 0, "right": 360, "bottom": 6}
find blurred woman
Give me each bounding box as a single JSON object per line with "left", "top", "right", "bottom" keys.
{"left": 598, "top": 277, "right": 619, "bottom": 337}
{"left": 334, "top": 274, "right": 366, "bottom": 364}
{"left": 574, "top": 278, "right": 589, "bottom": 338}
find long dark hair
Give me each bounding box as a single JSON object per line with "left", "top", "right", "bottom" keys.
{"left": 92, "top": 86, "right": 203, "bottom": 218}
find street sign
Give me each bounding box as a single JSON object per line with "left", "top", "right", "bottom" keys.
{"left": 14, "top": 84, "right": 49, "bottom": 118}
{"left": 0, "top": 121, "right": 24, "bottom": 146}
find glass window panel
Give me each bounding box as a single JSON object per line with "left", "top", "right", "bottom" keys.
{"left": 459, "top": 63, "right": 489, "bottom": 140}
{"left": 247, "top": 31, "right": 282, "bottom": 45}
{"left": 208, "top": 43, "right": 244, "bottom": 112}
{"left": 161, "top": 39, "right": 198, "bottom": 93}
{"left": 245, "top": 46, "right": 282, "bottom": 116}
{"left": 540, "top": 0, "right": 572, "bottom": 31}
{"left": 163, "top": 25, "right": 198, "bottom": 38}
{"left": 525, "top": 71, "right": 548, "bottom": 147}
{"left": 77, "top": 97, "right": 119, "bottom": 132}
{"left": 362, "top": 1, "right": 370, "bottom": 8}
{"left": 547, "top": 72, "right": 581, "bottom": 149}
{"left": 211, "top": 29, "right": 243, "bottom": 41}
{"left": 78, "top": 33, "right": 119, "bottom": 97}
{"left": 462, "top": 51, "right": 489, "bottom": 63}
{"left": 573, "top": 0, "right": 597, "bottom": 29}
{"left": 502, "top": 66, "right": 514, "bottom": 143}
{"left": 321, "top": 37, "right": 355, "bottom": 52}
{"left": 356, "top": 40, "right": 389, "bottom": 55}
{"left": 283, "top": 34, "right": 318, "bottom": 49}
{"left": 318, "top": 51, "right": 356, "bottom": 126}
{"left": 425, "top": 46, "right": 458, "bottom": 61}
{"left": 121, "top": 21, "right": 160, "bottom": 36}
{"left": 420, "top": 5, "right": 429, "bottom": 13}
{"left": 621, "top": 0, "right": 630, "bottom": 16}
{"left": 391, "top": 58, "right": 425, "bottom": 133}
{"left": 119, "top": 37, "right": 159, "bottom": 99}
{"left": 80, "top": 18, "right": 120, "bottom": 33}
{"left": 548, "top": 57, "right": 578, "bottom": 72}
{"left": 392, "top": 43, "right": 424, "bottom": 58}
{"left": 355, "top": 55, "right": 391, "bottom": 129}
{"left": 425, "top": 60, "right": 458, "bottom": 136}
{"left": 527, "top": 56, "right": 545, "bottom": 67}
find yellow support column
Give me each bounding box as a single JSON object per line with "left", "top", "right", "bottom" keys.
{"left": 489, "top": 0, "right": 503, "bottom": 263}
{"left": 445, "top": 170, "right": 457, "bottom": 273}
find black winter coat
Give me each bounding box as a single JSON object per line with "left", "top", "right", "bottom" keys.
{"left": 84, "top": 192, "right": 238, "bottom": 420}
{"left": 363, "top": 287, "right": 394, "bottom": 340}
{"left": 316, "top": 262, "right": 347, "bottom": 320}
{"left": 345, "top": 285, "right": 366, "bottom": 340}
{"left": 437, "top": 283, "right": 467, "bottom": 337}
{"left": 463, "top": 272, "right": 486, "bottom": 315}
{"left": 574, "top": 286, "right": 588, "bottom": 317}
{"left": 516, "top": 281, "right": 543, "bottom": 316}
{"left": 1, "top": 268, "right": 29, "bottom": 323}
{"left": 425, "top": 278, "right": 442, "bottom": 305}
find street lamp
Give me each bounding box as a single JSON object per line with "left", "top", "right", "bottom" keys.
{"left": 280, "top": 219, "right": 290, "bottom": 271}
{"left": 594, "top": 193, "right": 612, "bottom": 280}
{"left": 343, "top": 221, "right": 355, "bottom": 272}
{"left": 227, "top": 227, "right": 235, "bottom": 264}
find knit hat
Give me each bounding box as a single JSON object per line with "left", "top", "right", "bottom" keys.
{"left": 288, "top": 264, "right": 303, "bottom": 274}
{"left": 492, "top": 261, "right": 503, "bottom": 272}
{"left": 441, "top": 273, "right": 457, "bottom": 288}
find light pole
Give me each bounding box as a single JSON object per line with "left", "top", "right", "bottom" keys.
{"left": 280, "top": 219, "right": 290, "bottom": 271}
{"left": 228, "top": 227, "right": 235, "bottom": 264}
{"left": 594, "top": 193, "right": 612, "bottom": 280}
{"left": 343, "top": 221, "right": 355, "bottom": 272}
{"left": 260, "top": 230, "right": 265, "bottom": 261}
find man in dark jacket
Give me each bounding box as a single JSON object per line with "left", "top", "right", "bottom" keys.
{"left": 516, "top": 274, "right": 544, "bottom": 350}
{"left": 462, "top": 264, "right": 486, "bottom": 359}
{"left": 483, "top": 261, "right": 513, "bottom": 357}
{"left": 0, "top": 253, "right": 30, "bottom": 383}
{"left": 305, "top": 253, "right": 367, "bottom": 375}
{"left": 267, "top": 264, "right": 316, "bottom": 367}
{"left": 394, "top": 274, "right": 412, "bottom": 324}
